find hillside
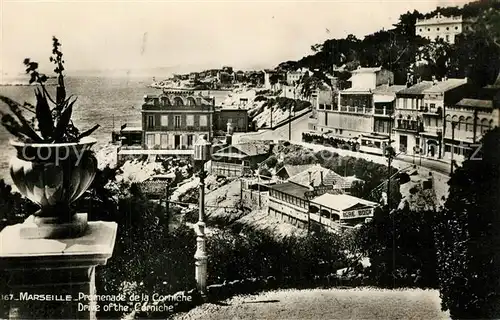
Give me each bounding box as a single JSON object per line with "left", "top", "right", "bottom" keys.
{"left": 275, "top": 0, "right": 500, "bottom": 88}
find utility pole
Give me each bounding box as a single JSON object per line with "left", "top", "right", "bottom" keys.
{"left": 385, "top": 114, "right": 396, "bottom": 289}
{"left": 270, "top": 106, "right": 273, "bottom": 129}
{"left": 165, "top": 184, "right": 170, "bottom": 234}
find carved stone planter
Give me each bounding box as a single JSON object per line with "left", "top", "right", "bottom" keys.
{"left": 9, "top": 137, "right": 97, "bottom": 238}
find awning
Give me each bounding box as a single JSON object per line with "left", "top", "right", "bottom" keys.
{"left": 373, "top": 95, "right": 395, "bottom": 103}
{"left": 211, "top": 152, "right": 247, "bottom": 159}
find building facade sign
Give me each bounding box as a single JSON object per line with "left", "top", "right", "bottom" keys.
{"left": 342, "top": 208, "right": 373, "bottom": 219}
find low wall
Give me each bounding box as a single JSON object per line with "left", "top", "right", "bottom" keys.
{"left": 242, "top": 189, "right": 269, "bottom": 210}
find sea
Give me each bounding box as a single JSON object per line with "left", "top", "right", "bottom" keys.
{"left": 0, "top": 76, "right": 231, "bottom": 184}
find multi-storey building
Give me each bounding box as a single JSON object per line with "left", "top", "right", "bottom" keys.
{"left": 394, "top": 78, "right": 471, "bottom": 158}
{"left": 443, "top": 86, "right": 500, "bottom": 163}
{"left": 415, "top": 13, "right": 466, "bottom": 44}
{"left": 286, "top": 68, "right": 311, "bottom": 85}
{"left": 373, "top": 84, "right": 407, "bottom": 135}
{"left": 393, "top": 81, "right": 433, "bottom": 155}
{"left": 420, "top": 78, "right": 471, "bottom": 158}
{"left": 315, "top": 67, "right": 394, "bottom": 139}
{"left": 141, "top": 90, "right": 215, "bottom": 151}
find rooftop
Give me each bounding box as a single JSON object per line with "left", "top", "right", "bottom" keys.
{"left": 351, "top": 66, "right": 382, "bottom": 74}
{"left": 288, "top": 164, "right": 346, "bottom": 189}
{"left": 397, "top": 81, "right": 434, "bottom": 96}
{"left": 340, "top": 87, "right": 372, "bottom": 94}
{"left": 423, "top": 78, "right": 468, "bottom": 94}
{"left": 212, "top": 140, "right": 272, "bottom": 157}
{"left": 268, "top": 181, "right": 311, "bottom": 200}
{"left": 456, "top": 98, "right": 494, "bottom": 109}
{"left": 416, "top": 13, "right": 463, "bottom": 25}
{"left": 277, "top": 164, "right": 316, "bottom": 178}
{"left": 311, "top": 194, "right": 378, "bottom": 212}
{"left": 372, "top": 84, "right": 406, "bottom": 95}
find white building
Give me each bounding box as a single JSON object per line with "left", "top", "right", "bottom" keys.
{"left": 415, "top": 13, "right": 465, "bottom": 44}
{"left": 286, "top": 68, "right": 311, "bottom": 85}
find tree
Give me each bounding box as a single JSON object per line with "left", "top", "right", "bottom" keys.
{"left": 448, "top": 28, "right": 500, "bottom": 87}
{"left": 358, "top": 205, "right": 438, "bottom": 288}
{"left": 435, "top": 127, "right": 500, "bottom": 319}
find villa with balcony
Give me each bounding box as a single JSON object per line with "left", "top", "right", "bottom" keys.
{"left": 415, "top": 12, "right": 471, "bottom": 44}
{"left": 394, "top": 81, "right": 434, "bottom": 155}
{"left": 394, "top": 78, "right": 474, "bottom": 159}
{"left": 315, "top": 67, "right": 394, "bottom": 139}
{"left": 141, "top": 90, "right": 215, "bottom": 152}
{"left": 421, "top": 78, "right": 471, "bottom": 159}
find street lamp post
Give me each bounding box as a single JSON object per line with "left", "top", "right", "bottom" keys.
{"left": 193, "top": 135, "right": 212, "bottom": 299}
{"left": 384, "top": 143, "right": 396, "bottom": 289}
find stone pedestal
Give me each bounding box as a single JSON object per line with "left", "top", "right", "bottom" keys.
{"left": 0, "top": 217, "right": 117, "bottom": 319}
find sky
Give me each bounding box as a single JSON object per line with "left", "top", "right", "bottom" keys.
{"left": 0, "top": 0, "right": 471, "bottom": 76}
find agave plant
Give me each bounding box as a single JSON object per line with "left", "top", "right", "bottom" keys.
{"left": 0, "top": 37, "right": 99, "bottom": 143}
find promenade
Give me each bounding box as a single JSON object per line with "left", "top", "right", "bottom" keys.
{"left": 172, "top": 288, "right": 448, "bottom": 320}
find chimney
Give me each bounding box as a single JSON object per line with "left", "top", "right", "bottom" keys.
{"left": 320, "top": 171, "right": 324, "bottom": 185}
{"left": 432, "top": 75, "right": 437, "bottom": 85}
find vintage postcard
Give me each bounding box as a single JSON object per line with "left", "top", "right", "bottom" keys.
{"left": 0, "top": 0, "right": 499, "bottom": 319}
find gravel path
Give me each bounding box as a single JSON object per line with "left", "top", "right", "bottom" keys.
{"left": 172, "top": 288, "right": 449, "bottom": 320}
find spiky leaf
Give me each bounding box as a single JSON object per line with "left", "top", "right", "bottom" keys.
{"left": 53, "top": 97, "right": 76, "bottom": 141}
{"left": 0, "top": 95, "right": 43, "bottom": 142}
{"left": 77, "top": 124, "right": 100, "bottom": 140}
{"left": 0, "top": 112, "right": 33, "bottom": 142}
{"left": 35, "top": 88, "right": 54, "bottom": 140}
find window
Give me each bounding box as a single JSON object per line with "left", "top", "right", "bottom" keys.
{"left": 446, "top": 27, "right": 449, "bottom": 30}
{"left": 437, "top": 27, "right": 440, "bottom": 31}
{"left": 428, "top": 28, "right": 431, "bottom": 31}
{"left": 146, "top": 134, "right": 155, "bottom": 148}
{"left": 419, "top": 28, "right": 422, "bottom": 32}
{"left": 187, "top": 135, "right": 193, "bottom": 147}
{"left": 186, "top": 115, "right": 194, "bottom": 127}
{"left": 319, "top": 104, "right": 325, "bottom": 110}
{"left": 445, "top": 35, "right": 449, "bottom": 42}
{"left": 199, "top": 115, "right": 208, "bottom": 127}
{"left": 161, "top": 134, "right": 169, "bottom": 148}
{"left": 455, "top": 26, "right": 458, "bottom": 30}
{"left": 147, "top": 115, "right": 155, "bottom": 129}
{"left": 174, "top": 97, "right": 183, "bottom": 106}
{"left": 174, "top": 116, "right": 181, "bottom": 128}
{"left": 160, "top": 115, "right": 168, "bottom": 127}
{"left": 430, "top": 103, "right": 435, "bottom": 109}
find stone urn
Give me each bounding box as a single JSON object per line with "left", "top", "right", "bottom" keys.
{"left": 9, "top": 137, "right": 98, "bottom": 238}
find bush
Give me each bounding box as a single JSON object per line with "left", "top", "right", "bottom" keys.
{"left": 207, "top": 227, "right": 347, "bottom": 286}
{"left": 434, "top": 128, "right": 500, "bottom": 319}
{"left": 254, "top": 95, "right": 267, "bottom": 102}
{"left": 357, "top": 206, "right": 438, "bottom": 288}
{"left": 0, "top": 179, "right": 37, "bottom": 230}
{"left": 264, "top": 155, "right": 278, "bottom": 168}
{"left": 258, "top": 168, "right": 272, "bottom": 179}
{"left": 95, "top": 184, "right": 196, "bottom": 319}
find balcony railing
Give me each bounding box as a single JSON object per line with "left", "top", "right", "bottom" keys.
{"left": 339, "top": 106, "right": 373, "bottom": 114}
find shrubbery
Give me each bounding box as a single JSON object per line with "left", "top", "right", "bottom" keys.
{"left": 434, "top": 128, "right": 500, "bottom": 319}
{"left": 207, "top": 227, "right": 347, "bottom": 286}
{"left": 357, "top": 206, "right": 438, "bottom": 289}
{"left": 95, "top": 183, "right": 196, "bottom": 319}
